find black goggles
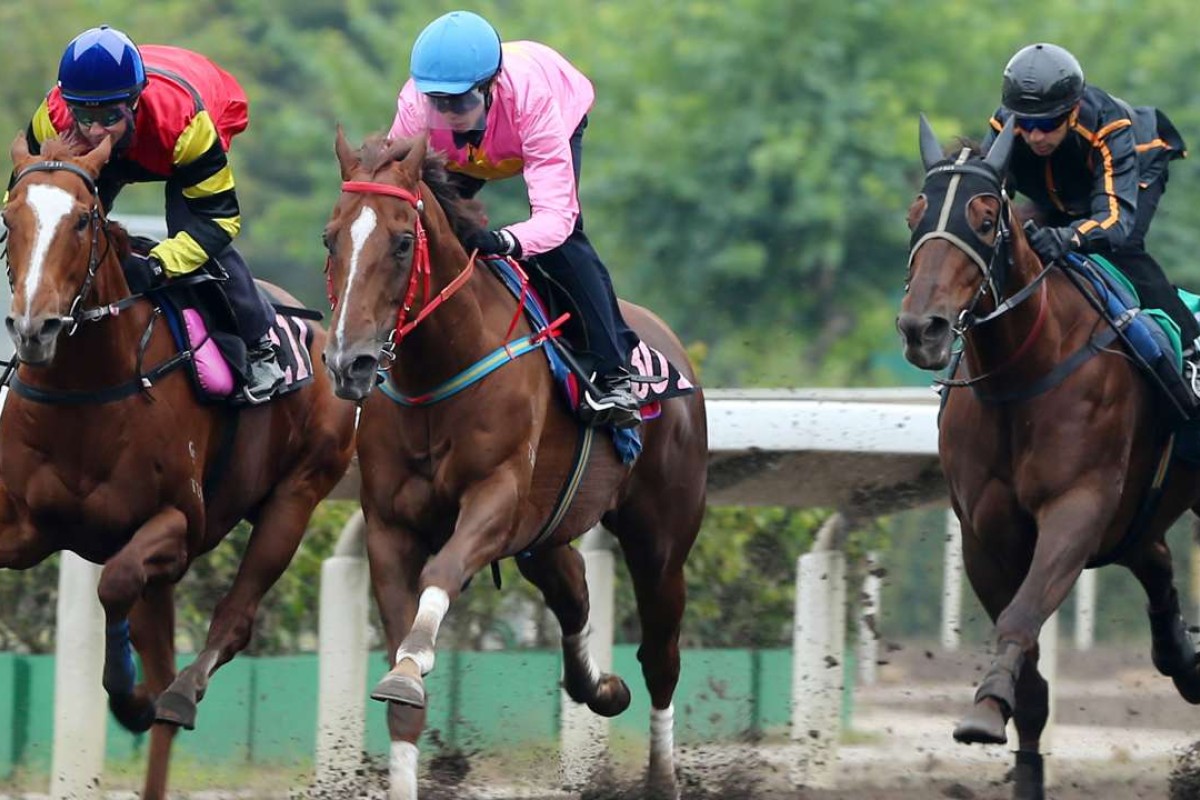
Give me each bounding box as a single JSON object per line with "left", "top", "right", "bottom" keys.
{"left": 1015, "top": 113, "right": 1069, "bottom": 133}
{"left": 68, "top": 103, "right": 129, "bottom": 128}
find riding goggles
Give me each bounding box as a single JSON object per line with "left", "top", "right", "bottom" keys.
{"left": 426, "top": 88, "right": 485, "bottom": 115}
{"left": 68, "top": 103, "right": 130, "bottom": 128}
{"left": 1015, "top": 113, "right": 1069, "bottom": 133}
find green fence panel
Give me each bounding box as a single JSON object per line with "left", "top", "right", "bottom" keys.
{"left": 755, "top": 649, "right": 792, "bottom": 735}
{"left": 170, "top": 656, "right": 253, "bottom": 763}
{"left": 250, "top": 655, "right": 318, "bottom": 764}
{"left": 454, "top": 651, "right": 561, "bottom": 751}
{"left": 17, "top": 655, "right": 54, "bottom": 774}
{"left": 0, "top": 654, "right": 15, "bottom": 780}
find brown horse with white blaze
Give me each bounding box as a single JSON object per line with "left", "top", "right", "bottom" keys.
{"left": 898, "top": 116, "right": 1200, "bottom": 800}
{"left": 322, "top": 129, "right": 707, "bottom": 799}
{"left": 0, "top": 135, "right": 356, "bottom": 799}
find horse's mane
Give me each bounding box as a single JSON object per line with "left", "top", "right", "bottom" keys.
{"left": 950, "top": 137, "right": 983, "bottom": 158}
{"left": 358, "top": 135, "right": 487, "bottom": 243}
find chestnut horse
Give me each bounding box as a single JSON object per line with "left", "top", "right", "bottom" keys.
{"left": 321, "top": 130, "right": 707, "bottom": 800}
{"left": 0, "top": 136, "right": 355, "bottom": 798}
{"left": 897, "top": 116, "right": 1200, "bottom": 799}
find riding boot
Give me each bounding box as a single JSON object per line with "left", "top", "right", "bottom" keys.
{"left": 243, "top": 334, "right": 285, "bottom": 405}
{"left": 581, "top": 366, "right": 641, "bottom": 430}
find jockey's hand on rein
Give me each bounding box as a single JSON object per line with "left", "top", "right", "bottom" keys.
{"left": 1028, "top": 225, "right": 1078, "bottom": 265}
{"left": 123, "top": 251, "right": 167, "bottom": 293}
{"left": 465, "top": 228, "right": 522, "bottom": 259}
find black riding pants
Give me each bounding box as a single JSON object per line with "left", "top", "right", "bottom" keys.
{"left": 1097, "top": 177, "right": 1200, "bottom": 345}
{"left": 165, "top": 185, "right": 273, "bottom": 344}
{"left": 453, "top": 118, "right": 638, "bottom": 376}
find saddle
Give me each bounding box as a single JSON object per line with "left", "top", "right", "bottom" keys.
{"left": 126, "top": 237, "right": 316, "bottom": 407}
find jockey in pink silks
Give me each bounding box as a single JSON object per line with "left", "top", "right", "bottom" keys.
{"left": 389, "top": 10, "right": 641, "bottom": 429}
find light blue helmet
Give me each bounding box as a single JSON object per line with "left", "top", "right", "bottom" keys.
{"left": 410, "top": 11, "right": 502, "bottom": 95}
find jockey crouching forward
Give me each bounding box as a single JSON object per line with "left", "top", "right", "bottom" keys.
{"left": 982, "top": 42, "right": 1200, "bottom": 399}
{"left": 388, "top": 10, "right": 641, "bottom": 429}
{"left": 11, "top": 25, "right": 285, "bottom": 403}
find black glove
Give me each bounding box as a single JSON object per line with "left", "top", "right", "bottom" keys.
{"left": 464, "top": 228, "right": 522, "bottom": 259}
{"left": 123, "top": 251, "right": 167, "bottom": 293}
{"left": 1028, "top": 225, "right": 1077, "bottom": 265}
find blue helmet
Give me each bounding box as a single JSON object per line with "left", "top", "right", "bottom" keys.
{"left": 57, "top": 25, "right": 146, "bottom": 106}
{"left": 410, "top": 11, "right": 502, "bottom": 95}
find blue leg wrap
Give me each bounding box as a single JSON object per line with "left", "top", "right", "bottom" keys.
{"left": 102, "top": 619, "right": 136, "bottom": 696}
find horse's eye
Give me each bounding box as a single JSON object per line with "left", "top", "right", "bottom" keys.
{"left": 75, "top": 213, "right": 89, "bottom": 231}
{"left": 321, "top": 232, "right": 334, "bottom": 254}
{"left": 979, "top": 218, "right": 995, "bottom": 235}
{"left": 394, "top": 236, "right": 413, "bottom": 259}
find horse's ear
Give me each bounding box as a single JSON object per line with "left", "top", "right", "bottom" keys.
{"left": 79, "top": 136, "right": 113, "bottom": 176}
{"left": 334, "top": 124, "right": 358, "bottom": 180}
{"left": 984, "top": 116, "right": 1016, "bottom": 175}
{"left": 919, "top": 113, "right": 943, "bottom": 171}
{"left": 10, "top": 131, "right": 31, "bottom": 165}
{"left": 397, "top": 134, "right": 427, "bottom": 182}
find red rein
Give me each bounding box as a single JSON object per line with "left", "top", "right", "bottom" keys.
{"left": 335, "top": 181, "right": 477, "bottom": 347}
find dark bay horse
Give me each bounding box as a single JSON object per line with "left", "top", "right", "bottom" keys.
{"left": 897, "top": 116, "right": 1200, "bottom": 799}
{"left": 1, "top": 135, "right": 356, "bottom": 798}
{"left": 321, "top": 130, "right": 707, "bottom": 799}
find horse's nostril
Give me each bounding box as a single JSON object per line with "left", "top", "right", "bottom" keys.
{"left": 349, "top": 354, "right": 379, "bottom": 381}
{"left": 925, "top": 316, "right": 950, "bottom": 341}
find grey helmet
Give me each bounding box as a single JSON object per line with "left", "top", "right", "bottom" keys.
{"left": 1001, "top": 43, "right": 1085, "bottom": 117}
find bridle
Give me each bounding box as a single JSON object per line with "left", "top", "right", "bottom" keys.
{"left": 907, "top": 149, "right": 1052, "bottom": 386}
{"left": 8, "top": 160, "right": 112, "bottom": 336}
{"left": 332, "top": 180, "right": 477, "bottom": 367}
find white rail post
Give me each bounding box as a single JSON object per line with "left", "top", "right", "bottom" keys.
{"left": 315, "top": 510, "right": 370, "bottom": 789}
{"left": 1038, "top": 611, "right": 1059, "bottom": 788}
{"left": 857, "top": 551, "right": 881, "bottom": 686}
{"left": 560, "top": 525, "right": 615, "bottom": 789}
{"left": 790, "top": 513, "right": 848, "bottom": 789}
{"left": 1073, "top": 570, "right": 1096, "bottom": 651}
{"left": 941, "top": 508, "right": 963, "bottom": 651}
{"left": 50, "top": 553, "right": 106, "bottom": 800}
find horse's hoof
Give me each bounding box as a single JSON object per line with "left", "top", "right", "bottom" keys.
{"left": 371, "top": 673, "right": 426, "bottom": 708}
{"left": 1173, "top": 672, "right": 1200, "bottom": 704}
{"left": 587, "top": 674, "right": 631, "bottom": 718}
{"left": 953, "top": 703, "right": 1007, "bottom": 745}
{"left": 109, "top": 693, "right": 156, "bottom": 733}
{"left": 155, "top": 690, "right": 198, "bottom": 730}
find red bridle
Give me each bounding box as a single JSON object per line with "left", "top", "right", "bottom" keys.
{"left": 331, "top": 180, "right": 477, "bottom": 351}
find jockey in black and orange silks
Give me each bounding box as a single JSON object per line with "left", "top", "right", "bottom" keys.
{"left": 12, "top": 25, "right": 285, "bottom": 403}
{"left": 982, "top": 42, "right": 1200, "bottom": 349}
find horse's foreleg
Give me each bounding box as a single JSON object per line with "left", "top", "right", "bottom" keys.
{"left": 156, "top": 492, "right": 316, "bottom": 730}
{"left": 128, "top": 583, "right": 180, "bottom": 800}
{"left": 97, "top": 508, "right": 187, "bottom": 719}
{"left": 372, "top": 468, "right": 521, "bottom": 709}
{"left": 0, "top": 487, "right": 54, "bottom": 570}
{"left": 515, "top": 544, "right": 631, "bottom": 717}
{"left": 1127, "top": 539, "right": 1200, "bottom": 702}
{"left": 955, "top": 488, "right": 1099, "bottom": 747}
{"left": 364, "top": 515, "right": 429, "bottom": 800}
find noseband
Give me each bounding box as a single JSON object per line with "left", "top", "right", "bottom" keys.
{"left": 9, "top": 160, "right": 108, "bottom": 335}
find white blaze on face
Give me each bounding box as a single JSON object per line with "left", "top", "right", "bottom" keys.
{"left": 334, "top": 204, "right": 378, "bottom": 344}
{"left": 20, "top": 184, "right": 76, "bottom": 313}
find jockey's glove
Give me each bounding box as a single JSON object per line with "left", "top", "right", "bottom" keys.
{"left": 1028, "top": 225, "right": 1078, "bottom": 265}
{"left": 465, "top": 228, "right": 522, "bottom": 259}
{"left": 123, "top": 251, "right": 167, "bottom": 293}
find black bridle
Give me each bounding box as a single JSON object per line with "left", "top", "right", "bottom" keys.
{"left": 7, "top": 160, "right": 114, "bottom": 336}
{"left": 907, "top": 149, "right": 1054, "bottom": 388}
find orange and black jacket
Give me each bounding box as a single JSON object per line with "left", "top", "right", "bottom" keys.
{"left": 982, "top": 84, "right": 1186, "bottom": 252}
{"left": 20, "top": 45, "right": 249, "bottom": 277}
